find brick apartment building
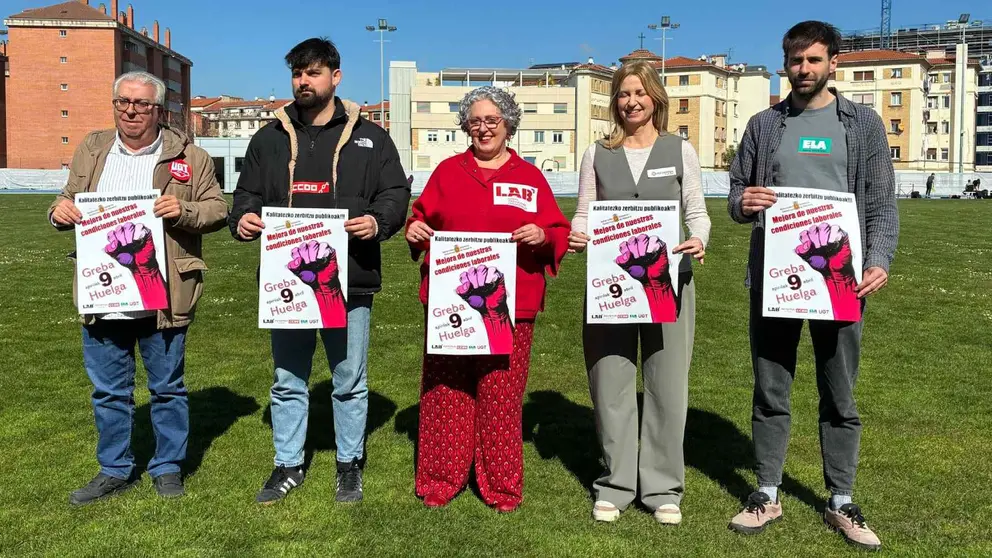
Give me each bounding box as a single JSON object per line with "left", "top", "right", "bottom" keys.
{"left": 359, "top": 101, "right": 390, "bottom": 132}
{"left": 0, "top": 48, "right": 7, "bottom": 168}
{"left": 3, "top": 0, "right": 193, "bottom": 169}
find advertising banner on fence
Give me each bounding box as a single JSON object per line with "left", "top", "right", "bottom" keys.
{"left": 427, "top": 232, "right": 517, "bottom": 355}
{"left": 585, "top": 201, "right": 682, "bottom": 324}
{"left": 74, "top": 191, "right": 167, "bottom": 314}
{"left": 258, "top": 207, "right": 349, "bottom": 329}
{"left": 762, "top": 187, "right": 862, "bottom": 322}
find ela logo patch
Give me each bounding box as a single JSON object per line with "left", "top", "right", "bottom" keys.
{"left": 798, "top": 137, "right": 832, "bottom": 156}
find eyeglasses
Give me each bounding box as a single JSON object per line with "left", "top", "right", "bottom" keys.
{"left": 467, "top": 116, "right": 503, "bottom": 130}
{"left": 112, "top": 98, "right": 159, "bottom": 114}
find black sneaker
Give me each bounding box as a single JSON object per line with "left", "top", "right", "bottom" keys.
{"left": 336, "top": 459, "right": 363, "bottom": 502}
{"left": 153, "top": 473, "right": 185, "bottom": 499}
{"left": 255, "top": 466, "right": 304, "bottom": 504}
{"left": 69, "top": 473, "right": 140, "bottom": 506}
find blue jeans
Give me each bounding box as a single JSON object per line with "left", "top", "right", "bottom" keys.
{"left": 270, "top": 295, "right": 372, "bottom": 467}
{"left": 81, "top": 318, "right": 188, "bottom": 479}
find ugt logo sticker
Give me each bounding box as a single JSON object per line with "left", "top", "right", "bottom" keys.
{"left": 170, "top": 160, "right": 191, "bottom": 181}
{"left": 798, "top": 137, "right": 832, "bottom": 156}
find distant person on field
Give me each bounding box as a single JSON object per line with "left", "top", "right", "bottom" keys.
{"left": 926, "top": 173, "right": 935, "bottom": 198}
{"left": 726, "top": 21, "right": 898, "bottom": 550}
{"left": 567, "top": 61, "right": 710, "bottom": 526}
{"left": 229, "top": 37, "right": 410, "bottom": 505}
{"left": 49, "top": 71, "right": 228, "bottom": 505}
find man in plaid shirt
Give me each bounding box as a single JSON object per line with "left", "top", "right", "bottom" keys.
{"left": 726, "top": 21, "right": 899, "bottom": 551}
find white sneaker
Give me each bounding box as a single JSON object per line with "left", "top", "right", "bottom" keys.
{"left": 592, "top": 500, "right": 620, "bottom": 522}
{"left": 654, "top": 504, "right": 682, "bottom": 525}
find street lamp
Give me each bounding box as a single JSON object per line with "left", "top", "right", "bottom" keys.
{"left": 366, "top": 19, "right": 397, "bottom": 128}
{"left": 958, "top": 13, "right": 969, "bottom": 174}
{"left": 648, "top": 16, "right": 680, "bottom": 78}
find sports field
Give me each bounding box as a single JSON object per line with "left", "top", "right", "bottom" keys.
{"left": 1, "top": 195, "right": 989, "bottom": 556}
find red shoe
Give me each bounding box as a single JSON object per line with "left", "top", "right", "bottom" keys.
{"left": 494, "top": 499, "right": 520, "bottom": 513}
{"left": 423, "top": 493, "right": 450, "bottom": 508}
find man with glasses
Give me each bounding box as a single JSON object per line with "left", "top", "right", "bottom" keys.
{"left": 49, "top": 71, "right": 228, "bottom": 505}
{"left": 230, "top": 38, "right": 409, "bottom": 504}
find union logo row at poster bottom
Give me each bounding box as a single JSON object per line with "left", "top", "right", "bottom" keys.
{"left": 427, "top": 232, "right": 518, "bottom": 356}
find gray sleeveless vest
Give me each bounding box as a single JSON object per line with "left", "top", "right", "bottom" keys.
{"left": 593, "top": 133, "right": 692, "bottom": 276}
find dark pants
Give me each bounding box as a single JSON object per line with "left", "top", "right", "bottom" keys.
{"left": 749, "top": 289, "right": 863, "bottom": 496}
{"left": 82, "top": 318, "right": 188, "bottom": 479}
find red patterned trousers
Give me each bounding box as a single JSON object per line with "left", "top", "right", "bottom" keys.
{"left": 415, "top": 321, "right": 535, "bottom": 508}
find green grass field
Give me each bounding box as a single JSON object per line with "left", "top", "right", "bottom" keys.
{"left": 1, "top": 195, "right": 990, "bottom": 556}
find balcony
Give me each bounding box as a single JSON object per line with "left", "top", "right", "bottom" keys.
{"left": 979, "top": 126, "right": 992, "bottom": 133}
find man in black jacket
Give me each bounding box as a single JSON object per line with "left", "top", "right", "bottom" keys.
{"left": 230, "top": 37, "right": 410, "bottom": 504}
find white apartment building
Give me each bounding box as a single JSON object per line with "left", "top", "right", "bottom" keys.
{"left": 390, "top": 49, "right": 772, "bottom": 173}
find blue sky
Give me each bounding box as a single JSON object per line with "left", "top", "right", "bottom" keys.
{"left": 5, "top": 0, "right": 989, "bottom": 100}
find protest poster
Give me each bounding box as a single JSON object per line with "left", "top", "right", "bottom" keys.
{"left": 585, "top": 201, "right": 682, "bottom": 324}
{"left": 258, "top": 207, "right": 349, "bottom": 329}
{"left": 427, "top": 232, "right": 517, "bottom": 355}
{"left": 762, "top": 187, "right": 863, "bottom": 322}
{"left": 74, "top": 191, "right": 167, "bottom": 313}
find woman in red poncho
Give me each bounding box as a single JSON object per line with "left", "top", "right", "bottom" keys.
{"left": 405, "top": 86, "right": 569, "bottom": 512}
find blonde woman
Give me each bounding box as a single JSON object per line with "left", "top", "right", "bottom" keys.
{"left": 569, "top": 61, "right": 710, "bottom": 524}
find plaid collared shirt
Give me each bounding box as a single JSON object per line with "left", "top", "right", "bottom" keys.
{"left": 727, "top": 89, "right": 900, "bottom": 288}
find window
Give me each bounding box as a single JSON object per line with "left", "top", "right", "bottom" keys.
{"left": 534, "top": 131, "right": 545, "bottom": 143}
{"left": 926, "top": 148, "right": 937, "bottom": 160}
{"left": 942, "top": 121, "right": 950, "bottom": 134}
{"left": 716, "top": 78, "right": 723, "bottom": 89}
{"left": 927, "top": 96, "right": 938, "bottom": 109}
{"left": 60, "top": 83, "right": 68, "bottom": 91}
{"left": 59, "top": 30, "right": 67, "bottom": 38}
{"left": 854, "top": 70, "right": 874, "bottom": 81}
{"left": 61, "top": 110, "right": 68, "bottom": 118}
{"left": 941, "top": 148, "right": 949, "bottom": 160}
{"left": 943, "top": 72, "right": 951, "bottom": 83}
{"left": 60, "top": 56, "right": 67, "bottom": 64}
{"left": 372, "top": 113, "right": 380, "bottom": 121}
{"left": 679, "top": 75, "right": 689, "bottom": 86}
{"left": 678, "top": 99, "right": 689, "bottom": 113}
{"left": 890, "top": 146, "right": 901, "bottom": 160}
{"left": 444, "top": 130, "right": 457, "bottom": 142}
{"left": 61, "top": 137, "right": 69, "bottom": 144}
{"left": 523, "top": 103, "right": 537, "bottom": 114}
{"left": 416, "top": 102, "right": 430, "bottom": 113}
{"left": 734, "top": 128, "right": 738, "bottom": 142}
{"left": 852, "top": 93, "right": 874, "bottom": 106}
{"left": 553, "top": 103, "right": 567, "bottom": 114}
{"left": 448, "top": 102, "right": 459, "bottom": 113}
{"left": 553, "top": 156, "right": 567, "bottom": 170}
{"left": 889, "top": 92, "right": 902, "bottom": 106}
{"left": 249, "top": 120, "right": 256, "bottom": 129}
{"left": 524, "top": 156, "right": 537, "bottom": 165}
{"left": 427, "top": 130, "right": 438, "bottom": 143}
{"left": 943, "top": 96, "right": 951, "bottom": 109}
{"left": 734, "top": 78, "right": 739, "bottom": 92}
{"left": 927, "top": 122, "right": 938, "bottom": 134}
{"left": 552, "top": 131, "right": 564, "bottom": 144}
{"left": 891, "top": 68, "right": 903, "bottom": 78}
{"left": 235, "top": 157, "right": 245, "bottom": 172}
{"left": 889, "top": 119, "right": 902, "bottom": 134}
{"left": 235, "top": 121, "right": 242, "bottom": 129}
{"left": 417, "top": 155, "right": 431, "bottom": 169}
{"left": 678, "top": 126, "right": 689, "bottom": 139}
{"left": 61, "top": 163, "right": 70, "bottom": 170}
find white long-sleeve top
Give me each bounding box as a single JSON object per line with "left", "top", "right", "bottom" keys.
{"left": 571, "top": 139, "right": 711, "bottom": 247}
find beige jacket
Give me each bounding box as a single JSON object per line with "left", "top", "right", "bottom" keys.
{"left": 48, "top": 125, "right": 229, "bottom": 329}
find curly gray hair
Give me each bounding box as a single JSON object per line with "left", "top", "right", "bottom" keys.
{"left": 456, "top": 86, "right": 522, "bottom": 137}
